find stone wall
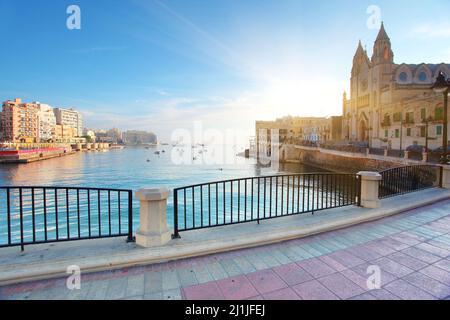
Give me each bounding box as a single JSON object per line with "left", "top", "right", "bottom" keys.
{"left": 281, "top": 145, "right": 410, "bottom": 173}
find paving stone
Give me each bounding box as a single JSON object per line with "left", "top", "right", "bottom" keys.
{"left": 85, "top": 279, "right": 109, "bottom": 300}
{"left": 403, "top": 272, "right": 450, "bottom": 299}
{"left": 318, "top": 272, "right": 365, "bottom": 299}
{"left": 262, "top": 287, "right": 301, "bottom": 300}
{"left": 326, "top": 250, "right": 365, "bottom": 268}
{"left": 345, "top": 245, "right": 382, "bottom": 262}
{"left": 126, "top": 274, "right": 145, "bottom": 298}
{"left": 415, "top": 243, "right": 450, "bottom": 258}
{"left": 292, "top": 280, "right": 339, "bottom": 300}
{"left": 161, "top": 269, "right": 180, "bottom": 291}
{"left": 372, "top": 257, "right": 414, "bottom": 278}
{"left": 232, "top": 256, "right": 257, "bottom": 274}
{"left": 420, "top": 265, "right": 450, "bottom": 286}
{"left": 297, "top": 258, "right": 336, "bottom": 278}
{"left": 163, "top": 289, "right": 182, "bottom": 300}
{"left": 177, "top": 268, "right": 198, "bottom": 287}
{"left": 143, "top": 292, "right": 163, "bottom": 300}
{"left": 384, "top": 279, "right": 436, "bottom": 300}
{"left": 247, "top": 269, "right": 287, "bottom": 294}
{"left": 144, "top": 271, "right": 163, "bottom": 294}
{"left": 182, "top": 282, "right": 224, "bottom": 300}
{"left": 246, "top": 254, "right": 269, "bottom": 271}
{"left": 387, "top": 252, "right": 429, "bottom": 271}
{"left": 369, "top": 288, "right": 400, "bottom": 300}
{"left": 273, "top": 263, "right": 313, "bottom": 286}
{"left": 105, "top": 277, "right": 128, "bottom": 300}
{"left": 216, "top": 275, "right": 258, "bottom": 300}
{"left": 402, "top": 247, "right": 441, "bottom": 264}
{"left": 434, "top": 259, "right": 450, "bottom": 273}
{"left": 191, "top": 265, "right": 214, "bottom": 284}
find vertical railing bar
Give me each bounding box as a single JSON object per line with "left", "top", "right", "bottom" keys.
{"left": 66, "top": 189, "right": 70, "bottom": 239}
{"left": 251, "top": 178, "right": 254, "bottom": 221}
{"left": 208, "top": 184, "right": 211, "bottom": 226}
{"left": 281, "top": 176, "right": 284, "bottom": 215}
{"left": 19, "top": 188, "right": 24, "bottom": 250}
{"left": 108, "top": 190, "right": 111, "bottom": 236}
{"left": 98, "top": 190, "right": 101, "bottom": 237}
{"left": 286, "top": 176, "right": 290, "bottom": 215}
{"left": 216, "top": 183, "right": 218, "bottom": 225}
{"left": 230, "top": 182, "right": 233, "bottom": 224}
{"left": 173, "top": 189, "right": 179, "bottom": 238}
{"left": 87, "top": 189, "right": 91, "bottom": 237}
{"left": 118, "top": 191, "right": 122, "bottom": 235}
{"left": 31, "top": 187, "right": 36, "bottom": 243}
{"left": 55, "top": 189, "right": 59, "bottom": 241}
{"left": 184, "top": 188, "right": 187, "bottom": 229}
{"left": 244, "top": 179, "right": 247, "bottom": 221}
{"left": 201, "top": 185, "right": 204, "bottom": 228}
{"left": 223, "top": 182, "right": 226, "bottom": 224}
{"left": 275, "top": 176, "right": 278, "bottom": 216}
{"left": 43, "top": 188, "right": 47, "bottom": 242}
{"left": 269, "top": 177, "right": 273, "bottom": 217}
{"left": 192, "top": 187, "right": 195, "bottom": 228}
{"left": 257, "top": 178, "right": 260, "bottom": 221}
{"left": 127, "top": 190, "right": 133, "bottom": 242}
{"left": 237, "top": 180, "right": 240, "bottom": 223}
{"left": 77, "top": 189, "right": 81, "bottom": 238}
{"left": 263, "top": 177, "right": 266, "bottom": 219}
{"left": 6, "top": 188, "right": 11, "bottom": 245}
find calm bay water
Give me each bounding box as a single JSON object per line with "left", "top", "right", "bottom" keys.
{"left": 0, "top": 146, "right": 327, "bottom": 244}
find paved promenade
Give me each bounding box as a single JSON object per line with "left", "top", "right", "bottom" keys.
{"left": 1, "top": 199, "right": 450, "bottom": 300}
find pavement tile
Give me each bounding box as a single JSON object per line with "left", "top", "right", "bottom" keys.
{"left": 232, "top": 256, "right": 257, "bottom": 274}
{"left": 434, "top": 259, "right": 450, "bottom": 273}
{"left": 344, "top": 245, "right": 382, "bottom": 262}
{"left": 144, "top": 271, "right": 163, "bottom": 294}
{"left": 401, "top": 247, "right": 441, "bottom": 264}
{"left": 262, "top": 287, "right": 301, "bottom": 300}
{"left": 247, "top": 269, "right": 287, "bottom": 294}
{"left": 415, "top": 243, "right": 450, "bottom": 258}
{"left": 297, "top": 258, "right": 336, "bottom": 278}
{"left": 349, "top": 292, "right": 376, "bottom": 300}
{"left": 163, "top": 289, "right": 182, "bottom": 300}
{"left": 403, "top": 272, "right": 450, "bottom": 299}
{"left": 105, "top": 277, "right": 128, "bottom": 300}
{"left": 363, "top": 240, "right": 397, "bottom": 256}
{"left": 177, "top": 268, "right": 199, "bottom": 287}
{"left": 292, "top": 280, "right": 339, "bottom": 300}
{"left": 372, "top": 257, "right": 414, "bottom": 278}
{"left": 420, "top": 265, "right": 450, "bottom": 286}
{"left": 326, "top": 250, "right": 365, "bottom": 268}
{"left": 273, "top": 263, "right": 313, "bottom": 286}
{"left": 216, "top": 275, "right": 259, "bottom": 300}
{"left": 369, "top": 289, "right": 400, "bottom": 300}
{"left": 387, "top": 251, "right": 429, "bottom": 271}
{"left": 85, "top": 279, "right": 109, "bottom": 300}
{"left": 317, "top": 272, "right": 365, "bottom": 299}
{"left": 384, "top": 279, "right": 436, "bottom": 300}
{"left": 207, "top": 261, "right": 229, "bottom": 281}
{"left": 162, "top": 269, "right": 180, "bottom": 290}
{"left": 125, "top": 274, "right": 145, "bottom": 298}
{"left": 182, "top": 282, "right": 224, "bottom": 300}
{"left": 350, "top": 263, "right": 398, "bottom": 288}
{"left": 318, "top": 254, "right": 347, "bottom": 272}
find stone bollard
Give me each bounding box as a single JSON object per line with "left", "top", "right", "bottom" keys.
{"left": 135, "top": 188, "right": 172, "bottom": 247}
{"left": 384, "top": 149, "right": 388, "bottom": 157}
{"left": 442, "top": 165, "right": 450, "bottom": 189}
{"left": 404, "top": 150, "right": 409, "bottom": 159}
{"left": 422, "top": 152, "right": 428, "bottom": 163}
{"left": 357, "top": 171, "right": 382, "bottom": 209}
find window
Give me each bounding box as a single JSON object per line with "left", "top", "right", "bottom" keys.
{"left": 384, "top": 130, "right": 388, "bottom": 138}
{"left": 421, "top": 108, "right": 426, "bottom": 121}
{"left": 437, "top": 125, "right": 443, "bottom": 135}
{"left": 418, "top": 72, "right": 427, "bottom": 82}
{"left": 399, "top": 72, "right": 408, "bottom": 82}
{"left": 420, "top": 127, "right": 426, "bottom": 138}
{"left": 393, "top": 112, "right": 402, "bottom": 122}
{"left": 395, "top": 129, "right": 400, "bottom": 138}
{"left": 406, "top": 112, "right": 414, "bottom": 124}
{"left": 436, "top": 107, "right": 444, "bottom": 121}
{"left": 407, "top": 128, "right": 411, "bottom": 137}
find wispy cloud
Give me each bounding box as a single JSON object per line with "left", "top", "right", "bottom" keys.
{"left": 409, "top": 23, "right": 450, "bottom": 39}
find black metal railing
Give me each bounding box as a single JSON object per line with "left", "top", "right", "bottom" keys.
{"left": 0, "top": 187, "right": 134, "bottom": 250}
{"left": 173, "top": 173, "right": 361, "bottom": 238}
{"left": 379, "top": 165, "right": 442, "bottom": 199}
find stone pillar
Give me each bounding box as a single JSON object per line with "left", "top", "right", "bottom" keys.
{"left": 442, "top": 165, "right": 450, "bottom": 189}
{"left": 422, "top": 152, "right": 428, "bottom": 163}
{"left": 93, "top": 143, "right": 99, "bottom": 149}
{"left": 366, "top": 148, "right": 370, "bottom": 156}
{"left": 86, "top": 143, "right": 92, "bottom": 150}
{"left": 76, "top": 143, "right": 82, "bottom": 151}
{"left": 358, "top": 171, "right": 382, "bottom": 209}
{"left": 384, "top": 149, "right": 388, "bottom": 157}
{"left": 404, "top": 150, "right": 409, "bottom": 159}
{"left": 135, "top": 188, "right": 172, "bottom": 247}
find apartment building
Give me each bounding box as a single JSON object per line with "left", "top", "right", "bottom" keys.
{"left": 1, "top": 98, "right": 39, "bottom": 143}
{"left": 35, "top": 102, "right": 56, "bottom": 142}
{"left": 53, "top": 108, "right": 83, "bottom": 137}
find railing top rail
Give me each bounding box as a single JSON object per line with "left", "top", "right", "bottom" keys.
{"left": 0, "top": 186, "right": 133, "bottom": 192}
{"left": 174, "top": 172, "right": 359, "bottom": 191}
{"left": 379, "top": 164, "right": 441, "bottom": 174}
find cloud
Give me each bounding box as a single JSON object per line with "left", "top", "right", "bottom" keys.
{"left": 409, "top": 23, "right": 450, "bottom": 39}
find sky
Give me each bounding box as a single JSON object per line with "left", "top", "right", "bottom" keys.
{"left": 1, "top": 0, "right": 450, "bottom": 143}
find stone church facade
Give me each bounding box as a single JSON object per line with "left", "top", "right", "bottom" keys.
{"left": 343, "top": 23, "right": 450, "bottom": 150}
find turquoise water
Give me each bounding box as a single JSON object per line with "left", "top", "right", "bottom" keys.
{"left": 0, "top": 146, "right": 329, "bottom": 245}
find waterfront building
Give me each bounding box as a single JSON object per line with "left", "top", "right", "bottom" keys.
{"left": 54, "top": 124, "right": 77, "bottom": 143}
{"left": 122, "top": 130, "right": 157, "bottom": 145}
{"left": 53, "top": 108, "right": 83, "bottom": 137}
{"left": 83, "top": 129, "right": 96, "bottom": 142}
{"left": 1, "top": 98, "right": 39, "bottom": 143}
{"left": 35, "top": 102, "right": 56, "bottom": 142}
{"left": 343, "top": 22, "right": 450, "bottom": 150}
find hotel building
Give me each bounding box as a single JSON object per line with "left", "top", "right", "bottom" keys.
{"left": 1, "top": 98, "right": 39, "bottom": 143}
{"left": 53, "top": 108, "right": 83, "bottom": 137}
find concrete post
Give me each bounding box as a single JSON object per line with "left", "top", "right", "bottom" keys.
{"left": 442, "top": 165, "right": 450, "bottom": 189}
{"left": 384, "top": 149, "right": 388, "bottom": 157}
{"left": 422, "top": 152, "right": 428, "bottom": 163}
{"left": 135, "top": 188, "right": 172, "bottom": 247}
{"left": 404, "top": 150, "right": 409, "bottom": 159}
{"left": 358, "top": 171, "right": 382, "bottom": 209}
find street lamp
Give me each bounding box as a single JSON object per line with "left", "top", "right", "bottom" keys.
{"left": 432, "top": 71, "right": 450, "bottom": 164}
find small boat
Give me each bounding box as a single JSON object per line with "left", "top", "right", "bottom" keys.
{"left": 146, "top": 159, "right": 150, "bottom": 162}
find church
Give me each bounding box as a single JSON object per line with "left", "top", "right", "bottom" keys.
{"left": 342, "top": 22, "right": 450, "bottom": 150}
